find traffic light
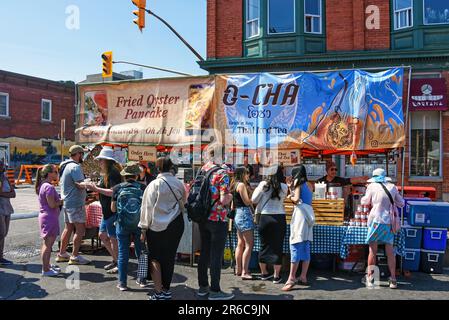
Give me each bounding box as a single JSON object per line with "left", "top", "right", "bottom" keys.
{"left": 102, "top": 51, "right": 113, "bottom": 78}
{"left": 132, "top": 0, "right": 146, "bottom": 32}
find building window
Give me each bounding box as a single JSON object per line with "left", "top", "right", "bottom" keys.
{"left": 410, "top": 111, "right": 441, "bottom": 177}
{"left": 0, "top": 93, "right": 9, "bottom": 117}
{"left": 424, "top": 0, "right": 449, "bottom": 25}
{"left": 268, "top": 0, "right": 295, "bottom": 34}
{"left": 394, "top": 0, "right": 413, "bottom": 30}
{"left": 41, "top": 99, "right": 52, "bottom": 122}
{"left": 246, "top": 0, "right": 260, "bottom": 39}
{"left": 304, "top": 0, "right": 322, "bottom": 34}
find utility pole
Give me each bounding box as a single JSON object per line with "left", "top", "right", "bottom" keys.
{"left": 61, "top": 119, "right": 66, "bottom": 162}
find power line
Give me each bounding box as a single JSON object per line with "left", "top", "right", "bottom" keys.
{"left": 113, "top": 60, "right": 193, "bottom": 77}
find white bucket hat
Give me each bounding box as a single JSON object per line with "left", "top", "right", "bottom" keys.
{"left": 367, "top": 168, "right": 392, "bottom": 183}
{"left": 95, "top": 147, "right": 117, "bottom": 163}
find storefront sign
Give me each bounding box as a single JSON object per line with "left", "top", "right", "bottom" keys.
{"left": 410, "top": 78, "right": 448, "bottom": 111}
{"left": 128, "top": 146, "right": 157, "bottom": 162}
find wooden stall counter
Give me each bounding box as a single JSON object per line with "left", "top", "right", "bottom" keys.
{"left": 284, "top": 198, "right": 345, "bottom": 226}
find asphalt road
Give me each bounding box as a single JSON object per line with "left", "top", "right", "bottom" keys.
{"left": 1, "top": 186, "right": 449, "bottom": 300}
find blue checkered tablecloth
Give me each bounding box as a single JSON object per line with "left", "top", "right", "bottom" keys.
{"left": 339, "top": 227, "right": 406, "bottom": 259}
{"left": 227, "top": 225, "right": 347, "bottom": 254}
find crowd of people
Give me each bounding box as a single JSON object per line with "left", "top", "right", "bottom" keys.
{"left": 0, "top": 143, "right": 405, "bottom": 299}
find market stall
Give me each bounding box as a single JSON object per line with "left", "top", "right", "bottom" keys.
{"left": 74, "top": 67, "right": 419, "bottom": 273}
{"left": 75, "top": 76, "right": 220, "bottom": 261}
{"left": 217, "top": 67, "right": 412, "bottom": 273}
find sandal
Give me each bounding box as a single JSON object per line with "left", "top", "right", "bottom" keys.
{"left": 297, "top": 279, "right": 309, "bottom": 286}
{"left": 282, "top": 281, "right": 296, "bottom": 292}
{"left": 241, "top": 274, "right": 254, "bottom": 280}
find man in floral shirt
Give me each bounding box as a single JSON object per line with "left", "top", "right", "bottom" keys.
{"left": 201, "top": 161, "right": 230, "bottom": 222}
{"left": 197, "top": 145, "right": 234, "bottom": 300}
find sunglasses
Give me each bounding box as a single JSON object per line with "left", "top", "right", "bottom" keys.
{"left": 330, "top": 168, "right": 338, "bottom": 172}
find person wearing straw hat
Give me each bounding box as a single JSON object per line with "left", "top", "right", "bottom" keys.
{"left": 88, "top": 147, "right": 123, "bottom": 274}
{"left": 57, "top": 145, "right": 92, "bottom": 266}
{"left": 111, "top": 162, "right": 146, "bottom": 291}
{"left": 362, "top": 168, "right": 404, "bottom": 289}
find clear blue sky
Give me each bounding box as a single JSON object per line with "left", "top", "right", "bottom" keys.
{"left": 0, "top": 0, "right": 207, "bottom": 83}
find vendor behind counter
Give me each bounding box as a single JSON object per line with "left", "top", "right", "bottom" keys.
{"left": 316, "top": 161, "right": 368, "bottom": 189}
{"left": 316, "top": 161, "right": 368, "bottom": 218}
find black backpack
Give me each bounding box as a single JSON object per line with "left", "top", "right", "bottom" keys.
{"left": 186, "top": 166, "right": 221, "bottom": 223}
{"left": 59, "top": 161, "right": 77, "bottom": 178}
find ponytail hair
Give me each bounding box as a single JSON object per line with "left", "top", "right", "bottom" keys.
{"left": 35, "top": 164, "right": 55, "bottom": 195}
{"left": 291, "top": 164, "right": 308, "bottom": 189}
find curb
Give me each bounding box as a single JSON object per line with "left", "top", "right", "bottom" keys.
{"left": 10, "top": 213, "right": 39, "bottom": 221}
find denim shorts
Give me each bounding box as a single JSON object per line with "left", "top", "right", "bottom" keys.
{"left": 234, "top": 207, "right": 254, "bottom": 233}
{"left": 290, "top": 241, "right": 311, "bottom": 263}
{"left": 99, "top": 215, "right": 117, "bottom": 238}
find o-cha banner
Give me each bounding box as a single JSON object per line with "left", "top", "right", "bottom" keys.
{"left": 218, "top": 68, "right": 405, "bottom": 151}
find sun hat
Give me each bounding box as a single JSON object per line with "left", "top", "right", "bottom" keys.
{"left": 69, "top": 145, "right": 88, "bottom": 155}
{"left": 367, "top": 168, "right": 392, "bottom": 183}
{"left": 120, "top": 162, "right": 142, "bottom": 177}
{"left": 95, "top": 147, "right": 117, "bottom": 163}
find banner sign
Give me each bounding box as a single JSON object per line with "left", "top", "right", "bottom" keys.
{"left": 278, "top": 149, "right": 300, "bottom": 166}
{"left": 76, "top": 69, "right": 405, "bottom": 153}
{"left": 218, "top": 68, "right": 405, "bottom": 151}
{"left": 409, "top": 78, "right": 448, "bottom": 111}
{"left": 128, "top": 145, "right": 157, "bottom": 162}
{"left": 76, "top": 77, "right": 215, "bottom": 145}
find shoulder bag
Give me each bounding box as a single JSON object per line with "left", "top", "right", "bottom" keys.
{"left": 378, "top": 183, "right": 401, "bottom": 234}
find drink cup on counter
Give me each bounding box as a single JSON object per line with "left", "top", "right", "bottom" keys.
{"left": 355, "top": 213, "right": 361, "bottom": 219}
{"left": 349, "top": 219, "right": 355, "bottom": 227}
{"left": 356, "top": 219, "right": 361, "bottom": 227}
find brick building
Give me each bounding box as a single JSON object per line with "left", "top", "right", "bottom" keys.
{"left": 200, "top": 0, "right": 449, "bottom": 200}
{"left": 0, "top": 70, "right": 76, "bottom": 168}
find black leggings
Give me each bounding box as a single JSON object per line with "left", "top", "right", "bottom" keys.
{"left": 146, "top": 213, "right": 184, "bottom": 290}
{"left": 258, "top": 214, "right": 286, "bottom": 266}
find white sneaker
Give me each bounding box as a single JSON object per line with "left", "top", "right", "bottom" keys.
{"left": 106, "top": 267, "right": 118, "bottom": 274}
{"left": 42, "top": 269, "right": 60, "bottom": 277}
{"left": 69, "top": 255, "right": 91, "bottom": 265}
{"left": 389, "top": 278, "right": 398, "bottom": 289}
{"left": 51, "top": 264, "right": 61, "bottom": 271}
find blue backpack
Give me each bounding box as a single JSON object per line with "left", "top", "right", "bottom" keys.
{"left": 116, "top": 182, "right": 143, "bottom": 231}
